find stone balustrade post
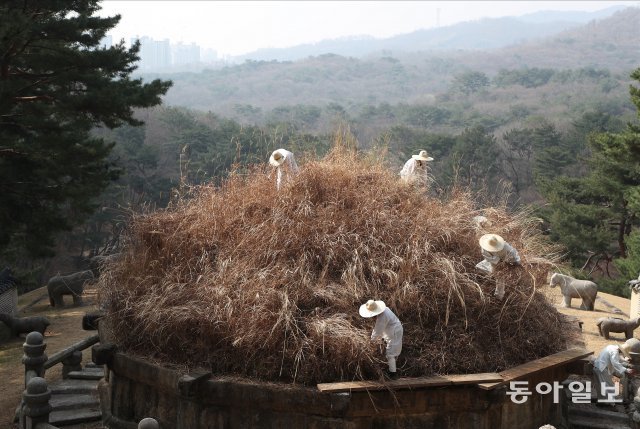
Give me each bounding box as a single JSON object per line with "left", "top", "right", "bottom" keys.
{"left": 177, "top": 372, "right": 210, "bottom": 429}
{"left": 22, "top": 377, "right": 51, "bottom": 429}
{"left": 62, "top": 350, "right": 82, "bottom": 379}
{"left": 626, "top": 356, "right": 640, "bottom": 404}
{"left": 138, "top": 417, "right": 160, "bottom": 428}
{"left": 22, "top": 332, "right": 47, "bottom": 386}
{"left": 632, "top": 392, "right": 640, "bottom": 429}
{"left": 627, "top": 365, "right": 640, "bottom": 429}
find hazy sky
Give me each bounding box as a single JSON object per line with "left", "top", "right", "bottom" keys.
{"left": 99, "top": 1, "right": 638, "bottom": 56}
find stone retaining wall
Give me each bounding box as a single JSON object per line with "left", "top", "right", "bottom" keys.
{"left": 98, "top": 350, "right": 569, "bottom": 429}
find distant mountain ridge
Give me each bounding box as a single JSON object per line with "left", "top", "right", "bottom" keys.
{"left": 516, "top": 5, "right": 627, "bottom": 23}
{"left": 460, "top": 7, "right": 640, "bottom": 72}
{"left": 236, "top": 5, "right": 628, "bottom": 62}
{"left": 148, "top": 7, "right": 640, "bottom": 113}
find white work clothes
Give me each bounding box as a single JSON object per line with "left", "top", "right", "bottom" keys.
{"left": 399, "top": 158, "right": 431, "bottom": 186}
{"left": 371, "top": 308, "right": 403, "bottom": 372}
{"left": 594, "top": 345, "right": 629, "bottom": 376}
{"left": 481, "top": 242, "right": 521, "bottom": 266}
{"left": 274, "top": 149, "right": 299, "bottom": 190}
{"left": 593, "top": 345, "right": 630, "bottom": 401}
{"left": 478, "top": 241, "right": 520, "bottom": 299}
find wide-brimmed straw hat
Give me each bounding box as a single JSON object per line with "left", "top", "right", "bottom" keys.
{"left": 620, "top": 338, "right": 640, "bottom": 359}
{"left": 479, "top": 234, "right": 505, "bottom": 252}
{"left": 412, "top": 150, "right": 434, "bottom": 162}
{"left": 269, "top": 149, "right": 287, "bottom": 167}
{"left": 359, "top": 299, "right": 386, "bottom": 318}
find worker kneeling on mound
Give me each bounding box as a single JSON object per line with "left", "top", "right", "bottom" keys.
{"left": 476, "top": 233, "right": 521, "bottom": 300}
{"left": 360, "top": 299, "right": 403, "bottom": 380}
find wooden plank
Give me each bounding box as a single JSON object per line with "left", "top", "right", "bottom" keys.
{"left": 317, "top": 372, "right": 502, "bottom": 393}
{"left": 477, "top": 347, "right": 593, "bottom": 390}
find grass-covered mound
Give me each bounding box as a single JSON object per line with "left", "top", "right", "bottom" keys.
{"left": 98, "top": 148, "right": 577, "bottom": 384}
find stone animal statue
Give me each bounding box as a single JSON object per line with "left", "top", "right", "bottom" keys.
{"left": 0, "top": 313, "right": 50, "bottom": 336}
{"left": 549, "top": 272, "right": 598, "bottom": 311}
{"left": 47, "top": 270, "right": 94, "bottom": 307}
{"left": 596, "top": 317, "right": 640, "bottom": 339}
{"left": 88, "top": 253, "right": 119, "bottom": 278}
{"left": 0, "top": 267, "right": 17, "bottom": 286}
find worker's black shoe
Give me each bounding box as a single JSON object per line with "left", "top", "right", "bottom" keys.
{"left": 384, "top": 370, "right": 399, "bottom": 380}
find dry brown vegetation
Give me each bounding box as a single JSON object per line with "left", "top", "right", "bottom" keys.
{"left": 98, "top": 143, "right": 579, "bottom": 384}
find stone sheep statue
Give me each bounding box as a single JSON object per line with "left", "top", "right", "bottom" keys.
{"left": 596, "top": 317, "right": 640, "bottom": 339}
{"left": 47, "top": 270, "right": 94, "bottom": 307}
{"left": 0, "top": 313, "right": 50, "bottom": 336}
{"left": 549, "top": 272, "right": 598, "bottom": 311}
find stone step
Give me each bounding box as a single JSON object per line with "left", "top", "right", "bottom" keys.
{"left": 82, "top": 364, "right": 104, "bottom": 372}
{"left": 568, "top": 404, "right": 629, "bottom": 424}
{"left": 49, "top": 379, "right": 98, "bottom": 395}
{"left": 568, "top": 416, "right": 631, "bottom": 429}
{"left": 50, "top": 406, "right": 101, "bottom": 426}
{"left": 84, "top": 362, "right": 100, "bottom": 369}
{"left": 50, "top": 393, "right": 100, "bottom": 411}
{"left": 67, "top": 370, "right": 104, "bottom": 380}
{"left": 567, "top": 402, "right": 631, "bottom": 429}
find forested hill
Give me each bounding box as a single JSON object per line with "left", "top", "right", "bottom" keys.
{"left": 466, "top": 7, "right": 640, "bottom": 71}
{"left": 235, "top": 6, "right": 626, "bottom": 62}
{"left": 146, "top": 7, "right": 640, "bottom": 112}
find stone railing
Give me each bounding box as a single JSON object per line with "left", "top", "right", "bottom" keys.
{"left": 17, "top": 331, "right": 158, "bottom": 429}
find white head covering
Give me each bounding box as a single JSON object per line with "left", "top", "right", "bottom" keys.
{"left": 479, "top": 234, "right": 505, "bottom": 252}
{"left": 359, "top": 299, "right": 386, "bottom": 318}
{"left": 268, "top": 148, "right": 299, "bottom": 190}
{"left": 412, "top": 150, "right": 434, "bottom": 162}
{"left": 269, "top": 149, "right": 288, "bottom": 167}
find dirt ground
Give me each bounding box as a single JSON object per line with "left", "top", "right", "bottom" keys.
{"left": 0, "top": 284, "right": 634, "bottom": 428}
{"left": 0, "top": 286, "right": 98, "bottom": 429}
{"left": 545, "top": 287, "right": 634, "bottom": 353}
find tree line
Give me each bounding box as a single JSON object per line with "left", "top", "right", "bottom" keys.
{"left": 1, "top": 1, "right": 639, "bottom": 297}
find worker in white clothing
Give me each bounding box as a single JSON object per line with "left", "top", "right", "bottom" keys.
{"left": 476, "top": 233, "right": 521, "bottom": 299}
{"left": 359, "top": 299, "right": 403, "bottom": 379}
{"left": 399, "top": 150, "right": 434, "bottom": 186}
{"left": 592, "top": 338, "right": 640, "bottom": 404}
{"left": 269, "top": 148, "right": 299, "bottom": 190}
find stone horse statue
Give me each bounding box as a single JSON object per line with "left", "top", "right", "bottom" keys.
{"left": 47, "top": 270, "right": 94, "bottom": 307}
{"left": 549, "top": 273, "right": 597, "bottom": 311}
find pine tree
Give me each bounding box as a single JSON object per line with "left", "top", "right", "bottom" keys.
{"left": 540, "top": 67, "right": 640, "bottom": 271}
{"left": 0, "top": 0, "right": 171, "bottom": 257}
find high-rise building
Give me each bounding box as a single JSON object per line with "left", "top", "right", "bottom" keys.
{"left": 173, "top": 42, "right": 200, "bottom": 65}
{"left": 201, "top": 48, "right": 218, "bottom": 63}
{"left": 132, "top": 36, "right": 171, "bottom": 70}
